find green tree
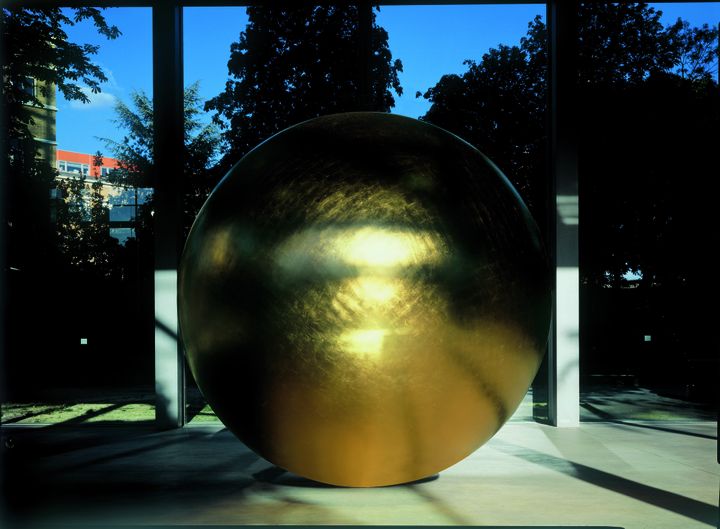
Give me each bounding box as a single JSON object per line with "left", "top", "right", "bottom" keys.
{"left": 205, "top": 5, "right": 403, "bottom": 168}
{"left": 102, "top": 82, "right": 221, "bottom": 238}
{"left": 1, "top": 7, "right": 120, "bottom": 141}
{"left": 418, "top": 3, "right": 719, "bottom": 288}
{"left": 102, "top": 90, "right": 154, "bottom": 189}
{"left": 419, "top": 41, "right": 546, "bottom": 214}
{"left": 666, "top": 18, "right": 719, "bottom": 81}
{"left": 55, "top": 173, "right": 87, "bottom": 270}
{"left": 575, "top": 2, "right": 676, "bottom": 86}
{"left": 55, "top": 164, "right": 118, "bottom": 279}
{"left": 1, "top": 7, "right": 121, "bottom": 273}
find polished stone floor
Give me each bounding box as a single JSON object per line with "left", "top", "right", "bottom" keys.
{"left": 1, "top": 420, "right": 717, "bottom": 528}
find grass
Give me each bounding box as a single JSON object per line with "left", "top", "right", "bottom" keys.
{"left": 1, "top": 402, "right": 156, "bottom": 424}
{"left": 2, "top": 401, "right": 221, "bottom": 425}
{"left": 2, "top": 385, "right": 713, "bottom": 425}
{"left": 187, "top": 404, "right": 221, "bottom": 424}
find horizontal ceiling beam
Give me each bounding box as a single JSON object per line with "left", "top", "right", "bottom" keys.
{"left": 4, "top": 0, "right": 718, "bottom": 10}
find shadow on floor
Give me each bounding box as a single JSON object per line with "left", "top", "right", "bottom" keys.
{"left": 581, "top": 402, "right": 717, "bottom": 440}
{"left": 494, "top": 439, "right": 717, "bottom": 527}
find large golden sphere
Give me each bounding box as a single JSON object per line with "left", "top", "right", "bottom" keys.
{"left": 179, "top": 112, "right": 551, "bottom": 487}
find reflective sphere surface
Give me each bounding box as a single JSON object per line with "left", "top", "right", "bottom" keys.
{"left": 179, "top": 112, "right": 551, "bottom": 487}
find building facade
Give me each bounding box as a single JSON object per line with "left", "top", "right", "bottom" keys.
{"left": 56, "top": 149, "right": 120, "bottom": 180}
{"left": 24, "top": 77, "right": 57, "bottom": 166}
{"left": 55, "top": 149, "right": 150, "bottom": 245}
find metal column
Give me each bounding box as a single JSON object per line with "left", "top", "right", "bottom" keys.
{"left": 547, "top": 0, "right": 580, "bottom": 427}
{"left": 153, "top": 1, "right": 185, "bottom": 428}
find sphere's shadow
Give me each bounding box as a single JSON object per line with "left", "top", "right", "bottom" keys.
{"left": 253, "top": 465, "right": 439, "bottom": 489}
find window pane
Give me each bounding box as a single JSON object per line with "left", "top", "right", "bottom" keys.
{"left": 183, "top": 6, "right": 249, "bottom": 423}
{"left": 183, "top": 4, "right": 548, "bottom": 424}
{"left": 381, "top": 4, "right": 549, "bottom": 422}
{"left": 578, "top": 2, "right": 719, "bottom": 422}
{"left": 109, "top": 205, "right": 136, "bottom": 222}
{"left": 110, "top": 227, "right": 136, "bottom": 245}
{"left": 2, "top": 6, "right": 155, "bottom": 426}
{"left": 65, "top": 162, "right": 83, "bottom": 174}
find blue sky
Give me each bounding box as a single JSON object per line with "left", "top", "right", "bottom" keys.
{"left": 57, "top": 3, "right": 720, "bottom": 156}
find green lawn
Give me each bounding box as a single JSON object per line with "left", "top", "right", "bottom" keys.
{"left": 2, "top": 385, "right": 713, "bottom": 425}
{"left": 1, "top": 402, "right": 221, "bottom": 425}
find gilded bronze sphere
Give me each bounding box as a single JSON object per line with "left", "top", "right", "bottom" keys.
{"left": 179, "top": 112, "right": 551, "bottom": 487}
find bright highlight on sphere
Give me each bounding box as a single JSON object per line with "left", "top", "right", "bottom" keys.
{"left": 179, "top": 112, "right": 552, "bottom": 487}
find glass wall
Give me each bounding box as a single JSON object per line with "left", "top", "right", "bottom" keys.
{"left": 182, "top": 4, "right": 548, "bottom": 424}
{"left": 1, "top": 7, "right": 155, "bottom": 425}
{"left": 379, "top": 4, "right": 550, "bottom": 422}
{"left": 3, "top": 1, "right": 715, "bottom": 432}
{"left": 182, "top": 7, "right": 248, "bottom": 423}
{"left": 578, "top": 2, "right": 719, "bottom": 422}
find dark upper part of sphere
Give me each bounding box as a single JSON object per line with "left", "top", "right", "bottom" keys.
{"left": 184, "top": 112, "right": 549, "bottom": 336}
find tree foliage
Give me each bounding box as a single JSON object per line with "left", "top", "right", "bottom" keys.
{"left": 2, "top": 7, "right": 120, "bottom": 273}
{"left": 55, "top": 171, "right": 119, "bottom": 278}
{"left": 579, "top": 71, "right": 718, "bottom": 289}
{"left": 420, "top": 39, "right": 546, "bottom": 214}
{"left": 666, "top": 18, "right": 719, "bottom": 81}
{"left": 102, "top": 90, "right": 154, "bottom": 188}
{"left": 575, "top": 3, "right": 675, "bottom": 86}
{"left": 1, "top": 7, "right": 120, "bottom": 140}
{"left": 418, "top": 3, "right": 719, "bottom": 288}
{"left": 102, "top": 82, "right": 221, "bottom": 237}
{"left": 206, "top": 5, "right": 403, "bottom": 167}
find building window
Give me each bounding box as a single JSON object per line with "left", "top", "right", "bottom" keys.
{"left": 109, "top": 205, "right": 136, "bottom": 223}
{"left": 59, "top": 161, "right": 89, "bottom": 175}
{"left": 110, "top": 227, "right": 136, "bottom": 245}
{"left": 20, "top": 76, "right": 35, "bottom": 97}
